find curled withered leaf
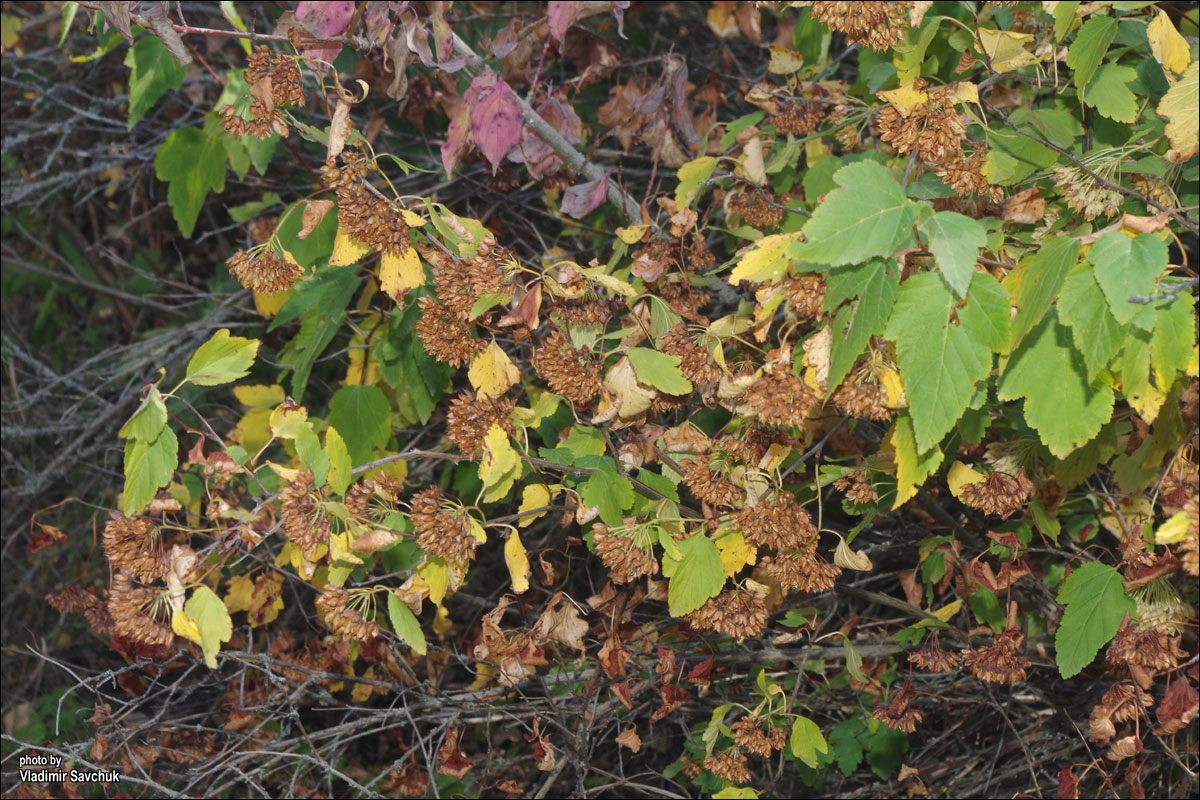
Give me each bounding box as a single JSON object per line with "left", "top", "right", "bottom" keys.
{"left": 497, "top": 283, "right": 542, "bottom": 331}
{"left": 298, "top": 199, "right": 334, "bottom": 239}
{"left": 328, "top": 99, "right": 353, "bottom": 162}
{"left": 834, "top": 536, "right": 874, "bottom": 571}
{"left": 437, "top": 727, "right": 474, "bottom": 778}
{"left": 1155, "top": 676, "right": 1199, "bottom": 735}
{"left": 615, "top": 725, "right": 641, "bottom": 753}
{"left": 351, "top": 528, "right": 398, "bottom": 553}
{"left": 1106, "top": 735, "right": 1143, "bottom": 761}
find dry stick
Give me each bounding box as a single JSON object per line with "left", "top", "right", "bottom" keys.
{"left": 983, "top": 683, "right": 1044, "bottom": 799}
{"left": 448, "top": 29, "right": 646, "bottom": 225}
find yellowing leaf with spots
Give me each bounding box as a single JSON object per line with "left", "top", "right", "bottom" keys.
{"left": 505, "top": 532, "right": 531, "bottom": 593}
{"left": 330, "top": 226, "right": 372, "bottom": 266}
{"left": 469, "top": 341, "right": 521, "bottom": 399}
{"left": 716, "top": 530, "right": 757, "bottom": 577}
{"left": 728, "top": 232, "right": 803, "bottom": 286}
{"left": 223, "top": 574, "right": 255, "bottom": 613}
{"left": 1148, "top": 9, "right": 1190, "bottom": 77}
{"left": 379, "top": 246, "right": 424, "bottom": 299}
{"left": 269, "top": 402, "right": 308, "bottom": 439}
{"left": 880, "top": 368, "right": 907, "bottom": 408}
{"left": 878, "top": 82, "right": 929, "bottom": 116}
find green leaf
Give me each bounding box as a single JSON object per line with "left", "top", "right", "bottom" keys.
{"left": 890, "top": 411, "right": 944, "bottom": 509}
{"left": 1058, "top": 264, "right": 1127, "bottom": 381}
{"left": 959, "top": 272, "right": 1011, "bottom": 353}
{"left": 919, "top": 212, "right": 985, "bottom": 298}
{"left": 626, "top": 347, "right": 693, "bottom": 395}
{"left": 790, "top": 716, "right": 829, "bottom": 768}
{"left": 123, "top": 425, "right": 178, "bottom": 515}
{"left": 790, "top": 161, "right": 916, "bottom": 266}
{"left": 825, "top": 259, "right": 899, "bottom": 392}
{"left": 1089, "top": 232, "right": 1168, "bottom": 326}
{"left": 997, "top": 309, "right": 1115, "bottom": 458}
{"left": 295, "top": 423, "right": 328, "bottom": 488}
{"left": 279, "top": 312, "right": 342, "bottom": 402}
{"left": 325, "top": 426, "right": 352, "bottom": 495}
{"left": 885, "top": 273, "right": 991, "bottom": 452}
{"left": 713, "top": 788, "right": 759, "bottom": 799}
{"left": 1151, "top": 290, "right": 1195, "bottom": 388}
{"left": 1055, "top": 562, "right": 1136, "bottom": 678}
{"left": 667, "top": 534, "right": 725, "bottom": 617}
{"left": 468, "top": 291, "right": 510, "bottom": 321}
{"left": 328, "top": 385, "right": 391, "bottom": 465}
{"left": 118, "top": 386, "right": 167, "bottom": 441}
{"left": 184, "top": 585, "right": 233, "bottom": 669}
{"left": 636, "top": 468, "right": 679, "bottom": 502}
{"left": 564, "top": 425, "right": 607, "bottom": 461}
{"left": 1053, "top": 422, "right": 1118, "bottom": 489}
{"left": 386, "top": 592, "right": 428, "bottom": 655}
{"left": 829, "top": 719, "right": 865, "bottom": 777}
{"left": 1007, "top": 234, "right": 1079, "bottom": 352}
{"left": 675, "top": 156, "right": 718, "bottom": 209}
{"left": 1067, "top": 15, "right": 1118, "bottom": 90}
{"left": 185, "top": 329, "right": 260, "bottom": 386}
{"left": 154, "top": 127, "right": 227, "bottom": 237}
{"left": 1082, "top": 63, "right": 1138, "bottom": 123}
{"left": 580, "top": 468, "right": 635, "bottom": 527}
{"left": 125, "top": 35, "right": 186, "bottom": 129}
{"left": 729, "top": 232, "right": 804, "bottom": 285}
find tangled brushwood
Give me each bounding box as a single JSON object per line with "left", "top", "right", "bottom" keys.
{"left": 9, "top": 2, "right": 1198, "bottom": 799}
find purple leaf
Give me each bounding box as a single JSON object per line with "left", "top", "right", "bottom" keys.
{"left": 492, "top": 17, "right": 521, "bottom": 59}
{"left": 547, "top": 1, "right": 584, "bottom": 42}
{"left": 441, "top": 103, "right": 472, "bottom": 178}
{"left": 468, "top": 72, "right": 522, "bottom": 173}
{"left": 613, "top": 1, "right": 630, "bottom": 38}
{"left": 429, "top": 1, "right": 455, "bottom": 63}
{"left": 561, "top": 173, "right": 611, "bottom": 219}
{"left": 295, "top": 0, "right": 355, "bottom": 63}
{"left": 507, "top": 98, "right": 583, "bottom": 178}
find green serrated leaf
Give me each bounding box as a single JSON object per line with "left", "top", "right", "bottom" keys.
{"left": 125, "top": 35, "right": 187, "bottom": 129}
{"left": 1067, "top": 15, "right": 1118, "bottom": 90}
{"left": 1058, "top": 264, "right": 1127, "bottom": 381}
{"left": 676, "top": 156, "right": 718, "bottom": 209}
{"left": 184, "top": 585, "right": 233, "bottom": 668}
{"left": 825, "top": 259, "right": 899, "bottom": 393}
{"left": 790, "top": 715, "right": 828, "bottom": 768}
{"left": 328, "top": 385, "right": 391, "bottom": 466}
{"left": 997, "top": 309, "right": 1115, "bottom": 458}
{"left": 959, "top": 272, "right": 1011, "bottom": 354}
{"left": 829, "top": 719, "right": 865, "bottom": 777}
{"left": 123, "top": 425, "right": 178, "bottom": 516}
{"left": 1089, "top": 232, "right": 1168, "bottom": 326}
{"left": 791, "top": 161, "right": 916, "bottom": 266}
{"left": 1007, "top": 234, "right": 1079, "bottom": 352}
{"left": 386, "top": 592, "right": 428, "bottom": 655}
{"left": 469, "top": 291, "right": 510, "bottom": 321}
{"left": 581, "top": 468, "right": 635, "bottom": 527}
{"left": 667, "top": 534, "right": 725, "bottom": 617}
{"left": 186, "top": 329, "right": 260, "bottom": 386}
{"left": 118, "top": 386, "right": 168, "bottom": 441}
{"left": 1151, "top": 290, "right": 1195, "bottom": 388}
{"left": 919, "top": 212, "right": 985, "bottom": 298}
{"left": 1082, "top": 63, "right": 1138, "bottom": 123}
{"left": 1055, "top": 562, "right": 1136, "bottom": 678}
{"left": 154, "top": 127, "right": 227, "bottom": 238}
{"left": 295, "top": 423, "right": 328, "bottom": 488}
{"left": 885, "top": 273, "right": 991, "bottom": 452}
{"left": 626, "top": 347, "right": 693, "bottom": 395}
{"left": 326, "top": 426, "right": 352, "bottom": 495}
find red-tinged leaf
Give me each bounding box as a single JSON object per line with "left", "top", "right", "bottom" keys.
{"left": 28, "top": 522, "right": 67, "bottom": 554}
{"left": 441, "top": 102, "right": 472, "bottom": 177}
{"left": 468, "top": 72, "right": 522, "bottom": 172}
{"left": 508, "top": 98, "right": 583, "bottom": 178}
{"left": 1056, "top": 767, "right": 1079, "bottom": 799}
{"left": 492, "top": 18, "right": 521, "bottom": 58}
{"left": 562, "top": 173, "right": 611, "bottom": 219}
{"left": 1155, "top": 676, "right": 1199, "bottom": 734}
{"left": 650, "top": 683, "right": 691, "bottom": 722}
{"left": 685, "top": 655, "right": 715, "bottom": 686}
{"left": 429, "top": 1, "right": 454, "bottom": 61}
{"left": 295, "top": 1, "right": 355, "bottom": 62}
{"left": 611, "top": 681, "right": 633, "bottom": 708}
{"left": 598, "top": 631, "right": 631, "bottom": 679}
{"left": 437, "top": 727, "right": 474, "bottom": 778}
{"left": 547, "top": 1, "right": 584, "bottom": 41}
{"left": 116, "top": 671, "right": 146, "bottom": 698}
{"left": 498, "top": 283, "right": 542, "bottom": 330}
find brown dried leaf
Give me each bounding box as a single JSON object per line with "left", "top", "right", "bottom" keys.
{"left": 1003, "top": 187, "right": 1046, "bottom": 224}
{"left": 299, "top": 199, "right": 335, "bottom": 239}
{"left": 437, "top": 727, "right": 474, "bottom": 777}
{"left": 534, "top": 593, "right": 588, "bottom": 650}
{"left": 328, "top": 99, "right": 353, "bottom": 161}
{"left": 615, "top": 726, "right": 642, "bottom": 753}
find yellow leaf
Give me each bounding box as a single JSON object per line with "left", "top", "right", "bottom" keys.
{"left": 351, "top": 668, "right": 376, "bottom": 702}
{"left": 616, "top": 224, "right": 651, "bottom": 244}
{"left": 184, "top": 585, "right": 233, "bottom": 669}
{"left": 469, "top": 341, "right": 521, "bottom": 399}
{"left": 342, "top": 318, "right": 384, "bottom": 387}
{"left": 330, "top": 226, "right": 372, "bottom": 266}
{"left": 505, "top": 532, "right": 531, "bottom": 593}
{"left": 420, "top": 556, "right": 451, "bottom": 606}
{"left": 834, "top": 536, "right": 873, "bottom": 571}
{"left": 947, "top": 461, "right": 985, "bottom": 500}
{"left": 741, "top": 135, "right": 767, "bottom": 185}
{"left": 467, "top": 516, "right": 487, "bottom": 544}
{"left": 512, "top": 388, "right": 560, "bottom": 429}
{"left": 234, "top": 384, "right": 286, "bottom": 409}
{"left": 379, "top": 246, "right": 425, "bottom": 299}
{"left": 706, "top": 1, "right": 739, "bottom": 38}
{"left": 728, "top": 231, "right": 803, "bottom": 286}
{"left": 758, "top": 443, "right": 791, "bottom": 473}
{"left": 400, "top": 209, "right": 426, "bottom": 227}
{"left": 480, "top": 424, "right": 519, "bottom": 487}
{"left": 950, "top": 81, "right": 979, "bottom": 106}
{"left": 877, "top": 82, "right": 929, "bottom": 116}
{"left": 254, "top": 289, "right": 291, "bottom": 318}
{"left": 329, "top": 526, "right": 365, "bottom": 568}
{"left": 581, "top": 266, "right": 637, "bottom": 297}
{"left": 716, "top": 530, "right": 757, "bottom": 578}
{"left": 1148, "top": 9, "right": 1190, "bottom": 77}
{"left": 1128, "top": 381, "right": 1167, "bottom": 424}
{"left": 880, "top": 368, "right": 907, "bottom": 408}
{"left": 1100, "top": 496, "right": 1153, "bottom": 542}
{"left": 265, "top": 461, "right": 302, "bottom": 483}
{"left": 223, "top": 574, "right": 255, "bottom": 613}
{"left": 930, "top": 599, "right": 962, "bottom": 622}
{"left": 172, "top": 607, "right": 203, "bottom": 644}
{"left": 768, "top": 45, "right": 804, "bottom": 74}
{"left": 1187, "top": 344, "right": 1199, "bottom": 377}
{"left": 1155, "top": 511, "right": 1191, "bottom": 544}
{"left": 975, "top": 27, "right": 1040, "bottom": 72}
{"left": 891, "top": 415, "right": 942, "bottom": 510}
{"left": 230, "top": 408, "right": 273, "bottom": 454}
{"left": 1157, "top": 60, "right": 1199, "bottom": 158}
{"left": 604, "top": 356, "right": 656, "bottom": 418}
{"left": 269, "top": 402, "right": 308, "bottom": 439}
{"left": 519, "top": 484, "right": 553, "bottom": 526}
{"left": 433, "top": 605, "right": 454, "bottom": 635}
